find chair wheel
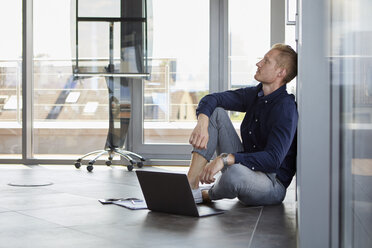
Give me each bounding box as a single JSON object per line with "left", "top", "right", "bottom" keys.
{"left": 137, "top": 162, "right": 144, "bottom": 168}
{"left": 87, "top": 165, "right": 93, "bottom": 172}
{"left": 74, "top": 162, "right": 81, "bottom": 169}
{"left": 105, "top": 160, "right": 112, "bottom": 166}
{"left": 127, "top": 164, "right": 134, "bottom": 171}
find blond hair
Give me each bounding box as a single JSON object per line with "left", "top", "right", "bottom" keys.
{"left": 271, "top": 43, "right": 297, "bottom": 83}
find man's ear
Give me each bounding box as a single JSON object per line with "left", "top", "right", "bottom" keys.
{"left": 277, "top": 68, "right": 287, "bottom": 79}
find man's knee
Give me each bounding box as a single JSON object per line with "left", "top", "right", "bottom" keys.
{"left": 216, "top": 164, "right": 248, "bottom": 192}
{"left": 210, "top": 107, "right": 229, "bottom": 121}
{"left": 212, "top": 107, "right": 226, "bottom": 115}
{"left": 217, "top": 165, "right": 285, "bottom": 206}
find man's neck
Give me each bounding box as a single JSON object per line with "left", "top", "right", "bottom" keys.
{"left": 262, "top": 82, "right": 285, "bottom": 96}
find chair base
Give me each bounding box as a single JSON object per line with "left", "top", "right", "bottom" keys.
{"left": 74, "top": 148, "right": 145, "bottom": 172}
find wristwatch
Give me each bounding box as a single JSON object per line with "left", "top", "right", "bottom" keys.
{"left": 220, "top": 153, "right": 229, "bottom": 167}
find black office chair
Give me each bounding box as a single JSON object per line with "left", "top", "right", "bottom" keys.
{"left": 74, "top": 75, "right": 145, "bottom": 172}
{"left": 47, "top": 73, "right": 144, "bottom": 171}
{"left": 73, "top": 0, "right": 149, "bottom": 172}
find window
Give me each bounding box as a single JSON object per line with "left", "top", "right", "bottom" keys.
{"left": 228, "top": 0, "right": 270, "bottom": 124}
{"left": 143, "top": 0, "right": 209, "bottom": 144}
{"left": 285, "top": 0, "right": 297, "bottom": 96}
{"left": 0, "top": 1, "right": 22, "bottom": 158}
{"left": 0, "top": 0, "right": 290, "bottom": 163}
{"left": 228, "top": 0, "right": 270, "bottom": 90}
{"left": 33, "top": 0, "right": 110, "bottom": 158}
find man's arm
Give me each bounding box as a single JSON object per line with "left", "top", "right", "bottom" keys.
{"left": 190, "top": 86, "right": 259, "bottom": 182}
{"left": 189, "top": 113, "right": 209, "bottom": 149}
{"left": 196, "top": 87, "right": 257, "bottom": 118}
{"left": 234, "top": 101, "right": 298, "bottom": 172}
{"left": 199, "top": 153, "right": 235, "bottom": 184}
{"left": 190, "top": 86, "right": 258, "bottom": 149}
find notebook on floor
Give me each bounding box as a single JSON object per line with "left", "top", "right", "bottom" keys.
{"left": 135, "top": 170, "right": 225, "bottom": 217}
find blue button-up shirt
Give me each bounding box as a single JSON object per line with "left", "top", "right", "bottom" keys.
{"left": 196, "top": 83, "right": 298, "bottom": 188}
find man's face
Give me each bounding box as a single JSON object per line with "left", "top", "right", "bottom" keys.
{"left": 254, "top": 49, "right": 282, "bottom": 84}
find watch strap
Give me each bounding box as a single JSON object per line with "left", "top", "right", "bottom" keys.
{"left": 220, "top": 153, "right": 229, "bottom": 167}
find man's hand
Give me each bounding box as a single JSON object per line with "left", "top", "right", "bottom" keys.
{"left": 189, "top": 113, "right": 209, "bottom": 150}
{"left": 199, "top": 157, "right": 224, "bottom": 184}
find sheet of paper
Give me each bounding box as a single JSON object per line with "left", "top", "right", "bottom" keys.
{"left": 112, "top": 199, "right": 147, "bottom": 210}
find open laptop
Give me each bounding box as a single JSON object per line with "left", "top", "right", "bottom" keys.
{"left": 136, "top": 170, "right": 225, "bottom": 217}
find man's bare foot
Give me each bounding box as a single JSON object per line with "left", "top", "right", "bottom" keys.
{"left": 187, "top": 152, "right": 208, "bottom": 189}
{"left": 202, "top": 190, "right": 212, "bottom": 203}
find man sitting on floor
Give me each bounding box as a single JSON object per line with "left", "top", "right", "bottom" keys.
{"left": 187, "top": 43, "right": 298, "bottom": 205}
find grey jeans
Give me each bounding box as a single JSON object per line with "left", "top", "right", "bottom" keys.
{"left": 193, "top": 108, "right": 286, "bottom": 206}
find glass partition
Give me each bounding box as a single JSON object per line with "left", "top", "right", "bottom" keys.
{"left": 78, "top": 0, "right": 120, "bottom": 17}
{"left": 331, "top": 0, "right": 372, "bottom": 246}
